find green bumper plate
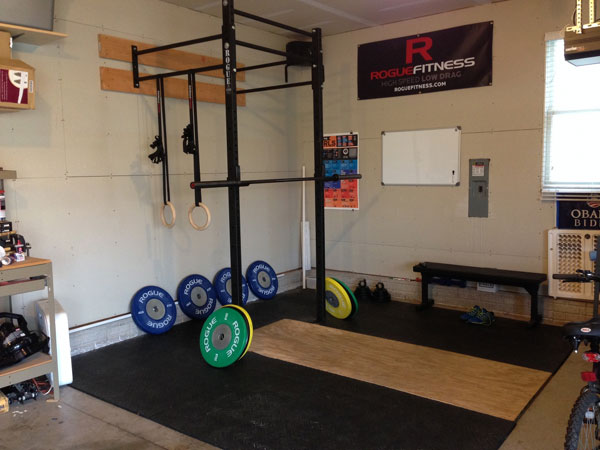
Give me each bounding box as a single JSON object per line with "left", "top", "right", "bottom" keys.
{"left": 200, "top": 306, "right": 249, "bottom": 368}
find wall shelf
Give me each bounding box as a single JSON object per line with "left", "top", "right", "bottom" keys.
{"left": 0, "top": 23, "right": 67, "bottom": 46}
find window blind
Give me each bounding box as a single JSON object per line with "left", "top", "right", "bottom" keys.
{"left": 542, "top": 39, "right": 600, "bottom": 200}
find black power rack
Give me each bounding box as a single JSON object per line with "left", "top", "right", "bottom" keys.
{"left": 131, "top": 0, "right": 361, "bottom": 322}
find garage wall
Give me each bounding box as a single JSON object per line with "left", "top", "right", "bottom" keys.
{"left": 0, "top": 0, "right": 303, "bottom": 327}
{"left": 297, "top": 0, "right": 571, "bottom": 279}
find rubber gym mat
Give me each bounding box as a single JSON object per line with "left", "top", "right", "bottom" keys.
{"left": 72, "top": 318, "right": 513, "bottom": 450}
{"left": 243, "top": 288, "right": 572, "bottom": 374}
{"left": 71, "top": 288, "right": 570, "bottom": 449}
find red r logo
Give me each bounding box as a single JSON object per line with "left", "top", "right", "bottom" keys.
{"left": 406, "top": 37, "right": 433, "bottom": 63}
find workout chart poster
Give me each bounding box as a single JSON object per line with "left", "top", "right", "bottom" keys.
{"left": 323, "top": 133, "right": 359, "bottom": 210}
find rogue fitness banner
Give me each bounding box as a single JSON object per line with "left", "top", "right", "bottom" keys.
{"left": 358, "top": 22, "right": 493, "bottom": 100}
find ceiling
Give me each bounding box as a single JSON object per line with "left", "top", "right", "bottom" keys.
{"left": 161, "top": 0, "right": 504, "bottom": 36}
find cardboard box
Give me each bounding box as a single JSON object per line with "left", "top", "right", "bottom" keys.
{"left": 0, "top": 31, "right": 35, "bottom": 111}
{"left": 0, "top": 32, "right": 11, "bottom": 60}
{"left": 0, "top": 58, "right": 35, "bottom": 110}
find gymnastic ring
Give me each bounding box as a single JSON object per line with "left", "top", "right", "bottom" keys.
{"left": 188, "top": 203, "right": 211, "bottom": 231}
{"left": 160, "top": 201, "right": 176, "bottom": 228}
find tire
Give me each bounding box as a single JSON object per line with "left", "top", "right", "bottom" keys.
{"left": 565, "top": 388, "right": 600, "bottom": 450}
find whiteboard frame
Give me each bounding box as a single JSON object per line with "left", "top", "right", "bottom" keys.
{"left": 381, "top": 126, "right": 461, "bottom": 186}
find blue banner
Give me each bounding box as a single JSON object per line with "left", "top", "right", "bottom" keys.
{"left": 557, "top": 200, "right": 600, "bottom": 229}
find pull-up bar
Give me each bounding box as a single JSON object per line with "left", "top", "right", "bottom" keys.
{"left": 237, "top": 60, "right": 287, "bottom": 72}
{"left": 135, "top": 34, "right": 223, "bottom": 55}
{"left": 132, "top": 34, "right": 224, "bottom": 87}
{"left": 130, "top": 6, "right": 313, "bottom": 88}
{"left": 234, "top": 9, "right": 313, "bottom": 37}
{"left": 238, "top": 81, "right": 312, "bottom": 95}
{"left": 135, "top": 63, "right": 224, "bottom": 85}
{"left": 132, "top": 39, "right": 310, "bottom": 89}
{"left": 190, "top": 173, "right": 362, "bottom": 190}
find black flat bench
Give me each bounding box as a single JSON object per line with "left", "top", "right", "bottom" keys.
{"left": 413, "top": 262, "right": 548, "bottom": 326}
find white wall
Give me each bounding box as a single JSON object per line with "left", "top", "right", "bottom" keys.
{"left": 0, "top": 0, "right": 304, "bottom": 326}
{"left": 297, "top": 0, "right": 571, "bottom": 278}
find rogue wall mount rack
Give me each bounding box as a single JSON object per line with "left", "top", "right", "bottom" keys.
{"left": 131, "top": 0, "right": 361, "bottom": 322}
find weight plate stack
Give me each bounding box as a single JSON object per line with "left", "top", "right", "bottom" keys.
{"left": 130, "top": 286, "right": 177, "bottom": 335}
{"left": 223, "top": 304, "right": 254, "bottom": 359}
{"left": 214, "top": 268, "right": 249, "bottom": 306}
{"left": 325, "top": 277, "right": 353, "bottom": 320}
{"left": 246, "top": 260, "right": 278, "bottom": 300}
{"left": 332, "top": 277, "right": 359, "bottom": 319}
{"left": 200, "top": 306, "right": 250, "bottom": 368}
{"left": 177, "top": 274, "right": 217, "bottom": 320}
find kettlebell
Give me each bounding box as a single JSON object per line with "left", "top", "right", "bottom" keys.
{"left": 354, "top": 279, "right": 372, "bottom": 302}
{"left": 372, "top": 282, "right": 391, "bottom": 303}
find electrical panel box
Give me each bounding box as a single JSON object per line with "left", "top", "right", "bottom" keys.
{"left": 468, "top": 159, "right": 490, "bottom": 217}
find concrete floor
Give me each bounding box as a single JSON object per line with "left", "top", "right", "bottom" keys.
{"left": 500, "top": 351, "right": 588, "bottom": 450}
{"left": 0, "top": 387, "right": 216, "bottom": 450}
{"left": 0, "top": 352, "right": 590, "bottom": 450}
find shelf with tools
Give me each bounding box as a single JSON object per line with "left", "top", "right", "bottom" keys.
{"left": 0, "top": 258, "right": 59, "bottom": 400}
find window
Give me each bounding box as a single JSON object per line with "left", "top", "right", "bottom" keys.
{"left": 542, "top": 38, "right": 600, "bottom": 200}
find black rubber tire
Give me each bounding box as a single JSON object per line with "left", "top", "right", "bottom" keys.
{"left": 565, "top": 389, "right": 600, "bottom": 450}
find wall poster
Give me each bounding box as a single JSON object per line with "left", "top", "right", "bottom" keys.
{"left": 358, "top": 22, "right": 493, "bottom": 100}
{"left": 323, "top": 133, "right": 359, "bottom": 210}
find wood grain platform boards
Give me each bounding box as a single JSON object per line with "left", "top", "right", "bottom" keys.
{"left": 251, "top": 319, "right": 550, "bottom": 421}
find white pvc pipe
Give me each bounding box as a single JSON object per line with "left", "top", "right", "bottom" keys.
{"left": 302, "top": 165, "right": 306, "bottom": 289}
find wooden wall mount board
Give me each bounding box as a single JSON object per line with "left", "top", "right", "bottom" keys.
{"left": 98, "top": 34, "right": 245, "bottom": 81}
{"left": 99, "top": 67, "right": 246, "bottom": 106}
{"left": 251, "top": 319, "right": 550, "bottom": 421}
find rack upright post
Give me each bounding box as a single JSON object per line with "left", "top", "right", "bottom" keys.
{"left": 222, "top": 0, "right": 243, "bottom": 307}
{"left": 312, "top": 27, "right": 326, "bottom": 322}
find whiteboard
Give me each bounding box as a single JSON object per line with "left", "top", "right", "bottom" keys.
{"left": 381, "top": 127, "right": 461, "bottom": 186}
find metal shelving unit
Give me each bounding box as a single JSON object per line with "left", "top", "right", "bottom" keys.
{"left": 0, "top": 258, "right": 59, "bottom": 401}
